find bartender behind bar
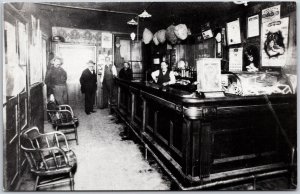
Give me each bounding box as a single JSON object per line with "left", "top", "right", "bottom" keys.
{"left": 151, "top": 61, "right": 176, "bottom": 86}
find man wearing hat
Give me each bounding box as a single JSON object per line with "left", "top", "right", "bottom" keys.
{"left": 80, "top": 60, "right": 97, "bottom": 115}
{"left": 46, "top": 56, "right": 68, "bottom": 104}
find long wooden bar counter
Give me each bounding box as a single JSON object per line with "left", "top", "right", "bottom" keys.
{"left": 114, "top": 78, "right": 297, "bottom": 190}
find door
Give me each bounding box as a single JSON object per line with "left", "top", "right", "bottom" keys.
{"left": 114, "top": 35, "right": 143, "bottom": 80}
{"left": 57, "top": 44, "right": 96, "bottom": 107}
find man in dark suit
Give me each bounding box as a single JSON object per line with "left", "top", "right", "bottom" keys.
{"left": 80, "top": 60, "right": 97, "bottom": 115}
{"left": 118, "top": 62, "right": 133, "bottom": 80}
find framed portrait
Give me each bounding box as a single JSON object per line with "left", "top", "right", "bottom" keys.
{"left": 261, "top": 17, "right": 289, "bottom": 67}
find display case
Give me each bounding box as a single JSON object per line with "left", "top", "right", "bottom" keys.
{"left": 222, "top": 71, "right": 296, "bottom": 96}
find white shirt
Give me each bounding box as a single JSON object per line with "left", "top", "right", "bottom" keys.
{"left": 100, "top": 64, "right": 117, "bottom": 82}
{"left": 151, "top": 70, "right": 176, "bottom": 85}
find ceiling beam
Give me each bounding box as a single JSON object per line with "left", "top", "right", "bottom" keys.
{"left": 35, "top": 2, "right": 138, "bottom": 16}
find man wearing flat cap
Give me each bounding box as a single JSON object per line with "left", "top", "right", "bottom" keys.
{"left": 80, "top": 60, "right": 97, "bottom": 115}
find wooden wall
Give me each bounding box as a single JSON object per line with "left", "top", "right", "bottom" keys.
{"left": 3, "top": 3, "right": 51, "bottom": 190}
{"left": 143, "top": 2, "right": 296, "bottom": 73}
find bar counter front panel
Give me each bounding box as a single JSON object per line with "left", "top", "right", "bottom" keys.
{"left": 114, "top": 78, "right": 296, "bottom": 189}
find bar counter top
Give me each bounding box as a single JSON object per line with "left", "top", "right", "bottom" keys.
{"left": 120, "top": 79, "right": 296, "bottom": 106}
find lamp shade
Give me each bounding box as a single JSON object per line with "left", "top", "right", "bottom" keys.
{"left": 52, "top": 36, "right": 65, "bottom": 42}
{"left": 174, "top": 24, "right": 188, "bottom": 40}
{"left": 143, "top": 28, "right": 153, "bottom": 44}
{"left": 127, "top": 19, "right": 138, "bottom": 25}
{"left": 139, "top": 10, "right": 152, "bottom": 18}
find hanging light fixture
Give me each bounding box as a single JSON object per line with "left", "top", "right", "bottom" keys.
{"left": 233, "top": 1, "right": 248, "bottom": 6}
{"left": 138, "top": 10, "right": 152, "bottom": 18}
{"left": 127, "top": 19, "right": 138, "bottom": 25}
{"left": 127, "top": 16, "right": 139, "bottom": 42}
{"left": 130, "top": 32, "right": 136, "bottom": 41}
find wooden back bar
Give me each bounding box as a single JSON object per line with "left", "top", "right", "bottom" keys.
{"left": 114, "top": 78, "right": 296, "bottom": 189}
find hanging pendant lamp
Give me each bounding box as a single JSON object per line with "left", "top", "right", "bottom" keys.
{"left": 139, "top": 10, "right": 152, "bottom": 18}
{"left": 127, "top": 19, "right": 138, "bottom": 25}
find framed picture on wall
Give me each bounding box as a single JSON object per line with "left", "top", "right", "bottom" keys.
{"left": 247, "top": 14, "right": 260, "bottom": 38}
{"left": 4, "top": 21, "right": 26, "bottom": 98}
{"left": 102, "top": 32, "right": 113, "bottom": 48}
{"left": 226, "top": 18, "right": 241, "bottom": 45}
{"left": 202, "top": 29, "right": 213, "bottom": 40}
{"left": 261, "top": 17, "right": 289, "bottom": 67}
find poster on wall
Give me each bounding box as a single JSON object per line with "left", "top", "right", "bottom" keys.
{"left": 247, "top": 15, "right": 260, "bottom": 38}
{"left": 101, "top": 32, "right": 112, "bottom": 48}
{"left": 229, "top": 47, "right": 243, "bottom": 72}
{"left": 226, "top": 18, "right": 241, "bottom": 45}
{"left": 202, "top": 29, "right": 213, "bottom": 40}
{"left": 196, "top": 58, "right": 222, "bottom": 92}
{"left": 120, "top": 40, "right": 130, "bottom": 61}
{"left": 261, "top": 17, "right": 289, "bottom": 67}
{"left": 18, "top": 22, "right": 27, "bottom": 66}
{"left": 262, "top": 5, "right": 281, "bottom": 23}
{"left": 5, "top": 22, "right": 17, "bottom": 66}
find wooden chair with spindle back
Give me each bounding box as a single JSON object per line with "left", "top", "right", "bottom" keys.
{"left": 47, "top": 104, "right": 79, "bottom": 145}
{"left": 21, "top": 127, "right": 77, "bottom": 191}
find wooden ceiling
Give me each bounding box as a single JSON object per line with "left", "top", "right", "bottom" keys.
{"left": 29, "top": 2, "right": 254, "bottom": 33}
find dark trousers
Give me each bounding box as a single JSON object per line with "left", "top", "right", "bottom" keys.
{"left": 103, "top": 79, "right": 115, "bottom": 107}
{"left": 85, "top": 90, "right": 96, "bottom": 113}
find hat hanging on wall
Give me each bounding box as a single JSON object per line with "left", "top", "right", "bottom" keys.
{"left": 166, "top": 25, "right": 178, "bottom": 45}
{"left": 157, "top": 29, "right": 166, "bottom": 43}
{"left": 174, "top": 24, "right": 188, "bottom": 40}
{"left": 143, "top": 28, "right": 153, "bottom": 44}
{"left": 153, "top": 32, "right": 159, "bottom": 45}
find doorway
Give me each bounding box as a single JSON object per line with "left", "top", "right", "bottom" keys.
{"left": 56, "top": 44, "right": 97, "bottom": 107}
{"left": 114, "top": 35, "right": 143, "bottom": 80}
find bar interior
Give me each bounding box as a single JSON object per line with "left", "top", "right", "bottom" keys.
{"left": 3, "top": 1, "right": 297, "bottom": 191}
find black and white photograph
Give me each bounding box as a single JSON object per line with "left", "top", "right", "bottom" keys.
{"left": 2, "top": 0, "right": 297, "bottom": 191}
